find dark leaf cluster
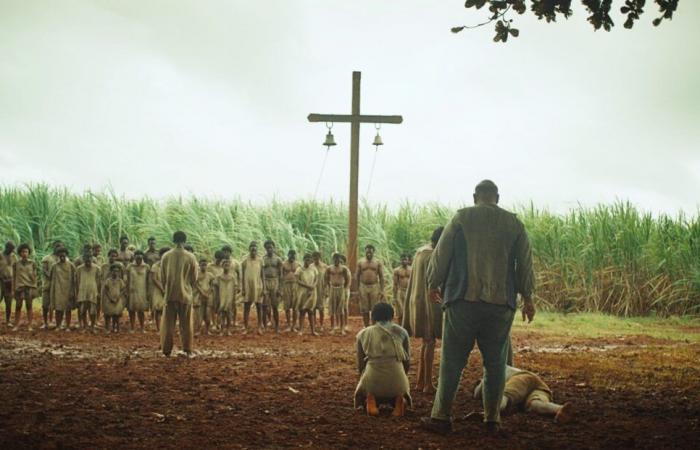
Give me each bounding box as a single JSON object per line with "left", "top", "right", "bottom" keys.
{"left": 455, "top": 0, "right": 681, "bottom": 41}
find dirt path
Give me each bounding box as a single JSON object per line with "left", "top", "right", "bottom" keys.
{"left": 1, "top": 318, "right": 698, "bottom": 449}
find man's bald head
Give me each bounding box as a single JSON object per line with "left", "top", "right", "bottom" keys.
{"left": 473, "top": 179, "right": 499, "bottom": 205}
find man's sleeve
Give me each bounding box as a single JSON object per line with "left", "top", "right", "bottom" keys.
{"left": 514, "top": 228, "right": 535, "bottom": 299}
{"left": 426, "top": 217, "right": 458, "bottom": 290}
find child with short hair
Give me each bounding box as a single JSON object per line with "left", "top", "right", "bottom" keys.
{"left": 149, "top": 247, "right": 169, "bottom": 332}
{"left": 12, "top": 243, "right": 37, "bottom": 331}
{"left": 216, "top": 259, "right": 238, "bottom": 335}
{"left": 49, "top": 247, "right": 76, "bottom": 331}
{"left": 194, "top": 258, "right": 213, "bottom": 335}
{"left": 126, "top": 250, "right": 148, "bottom": 333}
{"left": 101, "top": 264, "right": 126, "bottom": 333}
{"left": 76, "top": 253, "right": 101, "bottom": 332}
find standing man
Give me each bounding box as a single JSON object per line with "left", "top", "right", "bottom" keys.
{"left": 160, "top": 231, "right": 199, "bottom": 357}
{"left": 40, "top": 241, "right": 64, "bottom": 329}
{"left": 356, "top": 244, "right": 385, "bottom": 328}
{"left": 1, "top": 241, "right": 17, "bottom": 327}
{"left": 392, "top": 254, "right": 412, "bottom": 325}
{"left": 402, "top": 228, "right": 444, "bottom": 394}
{"left": 262, "top": 240, "right": 283, "bottom": 333}
{"left": 421, "top": 180, "right": 535, "bottom": 435}
{"left": 325, "top": 253, "right": 351, "bottom": 335}
{"left": 311, "top": 251, "right": 328, "bottom": 331}
{"left": 241, "top": 241, "right": 264, "bottom": 334}
{"left": 144, "top": 237, "right": 159, "bottom": 266}
{"left": 117, "top": 235, "right": 134, "bottom": 265}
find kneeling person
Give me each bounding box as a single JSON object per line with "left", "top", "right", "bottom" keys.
{"left": 473, "top": 365, "right": 574, "bottom": 423}
{"left": 354, "top": 303, "right": 411, "bottom": 417}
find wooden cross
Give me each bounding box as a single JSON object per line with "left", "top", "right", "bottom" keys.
{"left": 308, "top": 71, "right": 403, "bottom": 285}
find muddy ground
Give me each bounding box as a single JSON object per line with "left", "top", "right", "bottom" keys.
{"left": 0, "top": 317, "right": 698, "bottom": 449}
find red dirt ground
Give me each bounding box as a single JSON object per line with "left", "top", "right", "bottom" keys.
{"left": 0, "top": 317, "right": 698, "bottom": 449}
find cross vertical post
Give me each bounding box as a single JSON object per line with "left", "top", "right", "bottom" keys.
{"left": 307, "top": 71, "right": 402, "bottom": 311}
{"left": 348, "top": 71, "right": 361, "bottom": 279}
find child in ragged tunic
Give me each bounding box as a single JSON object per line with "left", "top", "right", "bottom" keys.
{"left": 126, "top": 250, "right": 149, "bottom": 333}
{"left": 207, "top": 250, "right": 225, "bottom": 330}
{"left": 102, "top": 264, "right": 126, "bottom": 333}
{"left": 295, "top": 254, "right": 319, "bottom": 336}
{"left": 149, "top": 247, "right": 169, "bottom": 332}
{"left": 194, "top": 258, "right": 213, "bottom": 335}
{"left": 12, "top": 243, "right": 37, "bottom": 331}
{"left": 76, "top": 254, "right": 101, "bottom": 332}
{"left": 215, "top": 259, "right": 238, "bottom": 335}
{"left": 49, "top": 247, "right": 76, "bottom": 331}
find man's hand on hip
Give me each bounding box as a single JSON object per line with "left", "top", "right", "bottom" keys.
{"left": 521, "top": 297, "right": 535, "bottom": 323}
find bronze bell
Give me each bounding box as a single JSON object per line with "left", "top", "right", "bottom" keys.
{"left": 323, "top": 131, "right": 337, "bottom": 148}
{"left": 372, "top": 131, "right": 383, "bottom": 147}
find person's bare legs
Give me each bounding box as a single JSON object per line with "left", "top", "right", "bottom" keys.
{"left": 416, "top": 342, "right": 427, "bottom": 391}
{"left": 138, "top": 311, "right": 145, "bottom": 332}
{"left": 423, "top": 338, "right": 437, "bottom": 394}
{"left": 25, "top": 299, "right": 33, "bottom": 331}
{"left": 392, "top": 395, "right": 406, "bottom": 417}
{"left": 309, "top": 310, "right": 319, "bottom": 336}
{"left": 529, "top": 399, "right": 574, "bottom": 423}
{"left": 12, "top": 296, "right": 23, "bottom": 331}
{"left": 256, "top": 304, "right": 264, "bottom": 334}
{"left": 297, "top": 309, "right": 305, "bottom": 335}
{"left": 154, "top": 311, "right": 162, "bottom": 332}
{"left": 65, "top": 310, "right": 72, "bottom": 330}
{"left": 366, "top": 393, "right": 379, "bottom": 417}
{"left": 129, "top": 311, "right": 136, "bottom": 333}
{"left": 362, "top": 312, "right": 370, "bottom": 328}
{"left": 55, "top": 311, "right": 64, "bottom": 330}
{"left": 243, "top": 302, "right": 251, "bottom": 333}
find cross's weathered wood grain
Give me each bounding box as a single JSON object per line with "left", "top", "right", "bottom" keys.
{"left": 307, "top": 71, "right": 402, "bottom": 305}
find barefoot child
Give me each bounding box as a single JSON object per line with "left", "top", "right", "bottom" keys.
{"left": 12, "top": 243, "right": 37, "bottom": 331}
{"left": 102, "top": 264, "right": 126, "bottom": 333}
{"left": 149, "top": 247, "right": 169, "bottom": 332}
{"left": 40, "top": 241, "right": 63, "bottom": 329}
{"left": 126, "top": 250, "right": 149, "bottom": 332}
{"left": 281, "top": 250, "right": 300, "bottom": 332}
{"left": 262, "top": 240, "right": 283, "bottom": 333}
{"left": 49, "top": 247, "right": 76, "bottom": 331}
{"left": 216, "top": 259, "right": 238, "bottom": 335}
{"left": 76, "top": 252, "right": 101, "bottom": 332}
{"left": 194, "top": 258, "right": 212, "bottom": 334}
{"left": 295, "top": 254, "right": 318, "bottom": 336}
{"left": 207, "top": 250, "right": 225, "bottom": 330}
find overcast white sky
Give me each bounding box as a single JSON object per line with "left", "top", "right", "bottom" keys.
{"left": 0, "top": 1, "right": 698, "bottom": 214}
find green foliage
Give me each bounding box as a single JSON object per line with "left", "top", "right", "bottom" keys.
{"left": 451, "top": 0, "right": 680, "bottom": 41}
{"left": 1, "top": 184, "right": 698, "bottom": 316}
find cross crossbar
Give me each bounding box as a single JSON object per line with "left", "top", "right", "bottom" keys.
{"left": 307, "top": 113, "right": 403, "bottom": 124}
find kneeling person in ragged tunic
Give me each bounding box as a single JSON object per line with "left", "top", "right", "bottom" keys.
{"left": 354, "top": 302, "right": 411, "bottom": 417}
{"left": 473, "top": 365, "right": 574, "bottom": 423}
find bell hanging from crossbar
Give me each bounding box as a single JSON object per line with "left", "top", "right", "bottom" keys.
{"left": 372, "top": 131, "right": 383, "bottom": 147}
{"left": 323, "top": 130, "right": 337, "bottom": 148}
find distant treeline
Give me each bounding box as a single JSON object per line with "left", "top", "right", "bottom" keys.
{"left": 1, "top": 184, "right": 698, "bottom": 316}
